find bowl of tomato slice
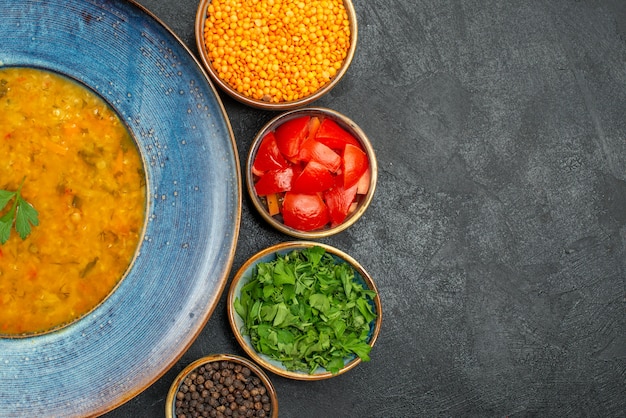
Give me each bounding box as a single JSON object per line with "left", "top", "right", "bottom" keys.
{"left": 246, "top": 107, "right": 377, "bottom": 238}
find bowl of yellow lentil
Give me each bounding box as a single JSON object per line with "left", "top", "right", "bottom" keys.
{"left": 194, "top": 0, "right": 358, "bottom": 110}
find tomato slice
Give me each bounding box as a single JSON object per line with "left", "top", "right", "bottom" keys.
{"left": 355, "top": 167, "right": 371, "bottom": 195}
{"left": 274, "top": 116, "right": 310, "bottom": 161}
{"left": 298, "top": 139, "right": 341, "bottom": 172}
{"left": 324, "top": 176, "right": 358, "bottom": 227}
{"left": 343, "top": 143, "right": 369, "bottom": 189}
{"left": 254, "top": 167, "right": 295, "bottom": 196}
{"left": 291, "top": 160, "right": 335, "bottom": 194}
{"left": 281, "top": 192, "right": 330, "bottom": 231}
{"left": 252, "top": 131, "right": 289, "bottom": 173}
{"left": 314, "top": 118, "right": 361, "bottom": 151}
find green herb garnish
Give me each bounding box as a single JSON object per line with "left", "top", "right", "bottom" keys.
{"left": 0, "top": 177, "right": 39, "bottom": 244}
{"left": 234, "top": 246, "right": 378, "bottom": 375}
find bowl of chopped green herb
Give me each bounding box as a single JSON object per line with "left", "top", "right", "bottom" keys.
{"left": 227, "top": 241, "right": 382, "bottom": 380}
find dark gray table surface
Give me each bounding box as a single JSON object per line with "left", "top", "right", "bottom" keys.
{"left": 105, "top": 0, "right": 626, "bottom": 416}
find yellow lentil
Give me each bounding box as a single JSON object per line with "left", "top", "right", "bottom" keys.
{"left": 203, "top": 0, "right": 351, "bottom": 103}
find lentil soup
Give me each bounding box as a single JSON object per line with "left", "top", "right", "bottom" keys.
{"left": 0, "top": 67, "right": 146, "bottom": 336}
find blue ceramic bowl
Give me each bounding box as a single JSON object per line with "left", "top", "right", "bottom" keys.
{"left": 0, "top": 0, "right": 240, "bottom": 416}
{"left": 227, "top": 241, "right": 382, "bottom": 380}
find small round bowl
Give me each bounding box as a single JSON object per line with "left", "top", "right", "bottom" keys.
{"left": 246, "top": 107, "right": 377, "bottom": 239}
{"left": 165, "top": 354, "right": 279, "bottom": 418}
{"left": 227, "top": 241, "right": 382, "bottom": 381}
{"left": 194, "top": 0, "right": 358, "bottom": 110}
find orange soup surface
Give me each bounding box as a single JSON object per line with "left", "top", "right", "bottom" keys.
{"left": 0, "top": 67, "right": 146, "bottom": 336}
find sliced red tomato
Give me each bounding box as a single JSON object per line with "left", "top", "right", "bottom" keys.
{"left": 355, "top": 167, "right": 371, "bottom": 195}
{"left": 324, "top": 177, "right": 358, "bottom": 227}
{"left": 274, "top": 116, "right": 310, "bottom": 161}
{"left": 314, "top": 118, "right": 361, "bottom": 151}
{"left": 298, "top": 139, "right": 341, "bottom": 172}
{"left": 343, "top": 143, "right": 369, "bottom": 189}
{"left": 282, "top": 192, "right": 330, "bottom": 231}
{"left": 291, "top": 160, "right": 335, "bottom": 194}
{"left": 252, "top": 131, "right": 289, "bottom": 173}
{"left": 254, "top": 167, "right": 295, "bottom": 196}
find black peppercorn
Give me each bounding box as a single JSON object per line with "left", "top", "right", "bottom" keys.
{"left": 173, "top": 360, "right": 273, "bottom": 418}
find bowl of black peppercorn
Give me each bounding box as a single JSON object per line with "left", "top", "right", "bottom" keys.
{"left": 165, "top": 354, "right": 278, "bottom": 418}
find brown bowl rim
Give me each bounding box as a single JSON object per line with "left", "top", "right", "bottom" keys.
{"left": 226, "top": 241, "right": 383, "bottom": 381}
{"left": 165, "top": 353, "right": 279, "bottom": 418}
{"left": 194, "top": 0, "right": 358, "bottom": 110}
{"left": 246, "top": 107, "right": 378, "bottom": 239}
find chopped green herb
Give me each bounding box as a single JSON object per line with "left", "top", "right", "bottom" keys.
{"left": 0, "top": 177, "right": 39, "bottom": 245}
{"left": 234, "top": 246, "right": 378, "bottom": 375}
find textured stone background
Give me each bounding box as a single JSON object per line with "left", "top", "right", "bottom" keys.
{"left": 107, "top": 0, "right": 626, "bottom": 416}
